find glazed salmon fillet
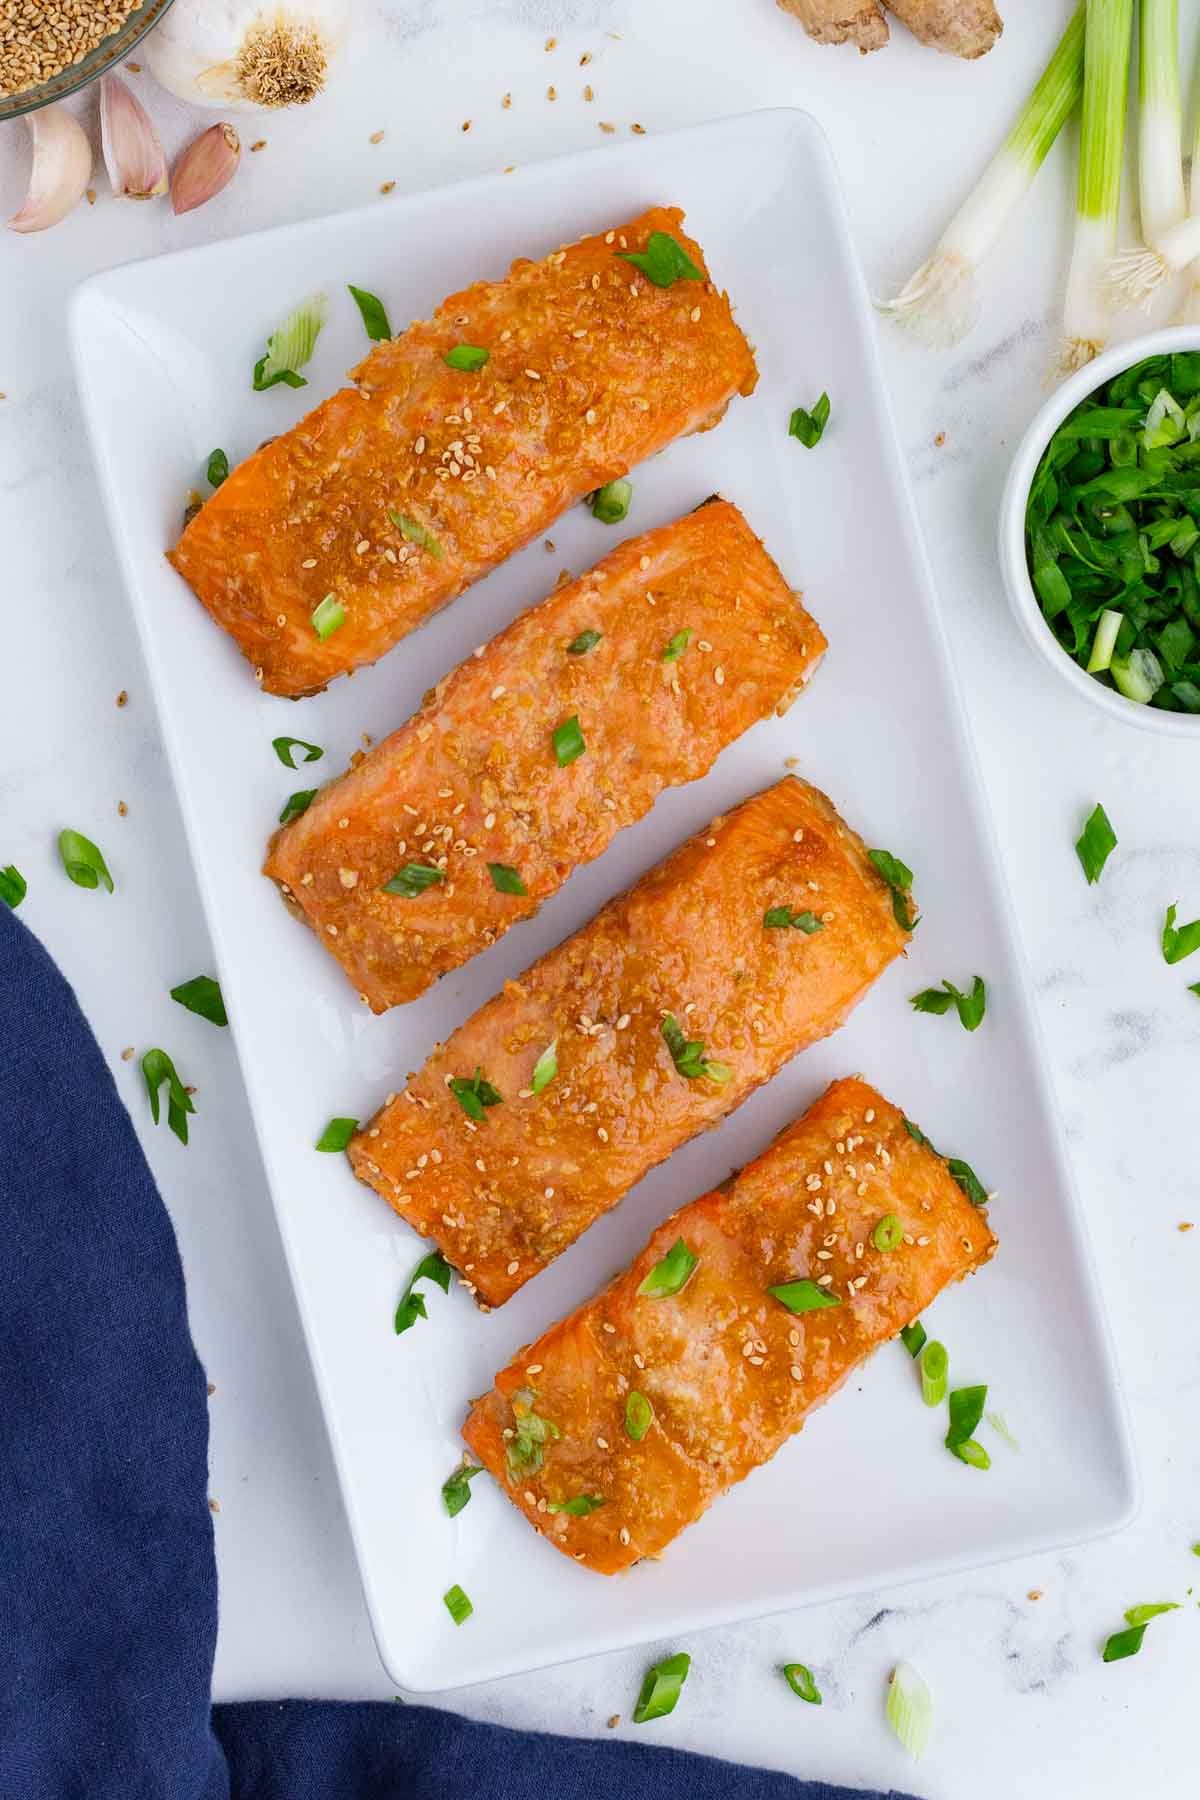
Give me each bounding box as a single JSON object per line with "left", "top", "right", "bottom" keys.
{"left": 168, "top": 206, "right": 757, "bottom": 697}
{"left": 347, "top": 778, "right": 912, "bottom": 1305}
{"left": 462, "top": 1076, "right": 996, "bottom": 1573}
{"left": 264, "top": 500, "right": 826, "bottom": 1010}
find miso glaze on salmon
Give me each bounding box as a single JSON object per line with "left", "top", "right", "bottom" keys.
{"left": 462, "top": 1077, "right": 996, "bottom": 1574}
{"left": 264, "top": 499, "right": 826, "bottom": 1011}
{"left": 168, "top": 207, "right": 758, "bottom": 697}
{"left": 346, "top": 778, "right": 913, "bottom": 1306}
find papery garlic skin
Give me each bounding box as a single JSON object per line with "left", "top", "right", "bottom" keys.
{"left": 171, "top": 123, "right": 241, "bottom": 215}
{"left": 8, "top": 105, "right": 92, "bottom": 235}
{"left": 144, "top": 1, "right": 351, "bottom": 111}
{"left": 100, "top": 75, "right": 168, "bottom": 200}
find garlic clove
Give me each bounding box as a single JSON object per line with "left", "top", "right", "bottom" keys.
{"left": 100, "top": 75, "right": 168, "bottom": 200}
{"left": 143, "top": 0, "right": 352, "bottom": 111}
{"left": 170, "top": 122, "right": 241, "bottom": 215}
{"left": 8, "top": 105, "right": 92, "bottom": 235}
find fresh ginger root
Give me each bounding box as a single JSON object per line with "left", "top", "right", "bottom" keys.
{"left": 779, "top": 0, "right": 1003, "bottom": 56}
{"left": 776, "top": 0, "right": 889, "bottom": 51}
{"left": 884, "top": 0, "right": 1003, "bottom": 56}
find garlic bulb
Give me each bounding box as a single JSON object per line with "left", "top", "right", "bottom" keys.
{"left": 8, "top": 105, "right": 92, "bottom": 235}
{"left": 143, "top": 2, "right": 351, "bottom": 111}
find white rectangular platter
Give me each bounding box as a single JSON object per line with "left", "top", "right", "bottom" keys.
{"left": 71, "top": 109, "right": 1136, "bottom": 1693}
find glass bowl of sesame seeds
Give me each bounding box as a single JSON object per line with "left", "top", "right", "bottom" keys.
{"left": 0, "top": 0, "right": 176, "bottom": 122}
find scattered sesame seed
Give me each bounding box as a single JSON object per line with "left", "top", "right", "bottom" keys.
{"left": 501, "top": 92, "right": 512, "bottom": 109}
{"left": 506, "top": 1259, "right": 520, "bottom": 1275}
{"left": 115, "top": 689, "right": 128, "bottom": 708}
{"left": 491, "top": 685, "right": 506, "bottom": 700}
{"left": 690, "top": 306, "right": 701, "bottom": 323}
{"left": 380, "top": 180, "right": 395, "bottom": 195}
{"left": 461, "top": 120, "right": 471, "bottom": 132}
{"left": 619, "top": 1527, "right": 631, "bottom": 1545}
{"left": 369, "top": 130, "right": 384, "bottom": 144}
{"left": 599, "top": 121, "right": 616, "bottom": 133}
{"left": 547, "top": 85, "right": 557, "bottom": 100}
{"left": 864, "top": 1108, "right": 876, "bottom": 1123}
{"left": 597, "top": 1436, "right": 609, "bottom": 1449}
{"left": 714, "top": 666, "right": 725, "bottom": 686}
{"left": 602, "top": 1322, "right": 616, "bottom": 1333}
{"left": 524, "top": 369, "right": 542, "bottom": 381}
{"left": 790, "top": 1365, "right": 804, "bottom": 1381}
{"left": 631, "top": 122, "right": 646, "bottom": 135}
{"left": 121, "top": 1046, "right": 134, "bottom": 1061}
{"left": 250, "top": 139, "right": 266, "bottom": 153}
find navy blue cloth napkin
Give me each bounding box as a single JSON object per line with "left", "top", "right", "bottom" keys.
{"left": 0, "top": 904, "right": 919, "bottom": 1800}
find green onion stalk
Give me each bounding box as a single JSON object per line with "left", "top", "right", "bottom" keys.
{"left": 1179, "top": 49, "right": 1200, "bottom": 319}
{"left": 880, "top": 7, "right": 1084, "bottom": 348}
{"left": 1061, "top": 0, "right": 1134, "bottom": 371}
{"left": 1107, "top": 0, "right": 1188, "bottom": 308}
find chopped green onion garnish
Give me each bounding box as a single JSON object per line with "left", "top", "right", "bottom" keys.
{"left": 0, "top": 864, "right": 26, "bottom": 909}
{"left": 900, "top": 1320, "right": 927, "bottom": 1358}
{"left": 920, "top": 1340, "right": 948, "bottom": 1407}
{"left": 885, "top": 1661, "right": 932, "bottom": 1760}
{"left": 661, "top": 629, "right": 693, "bottom": 662}
{"left": 394, "top": 1249, "right": 452, "bottom": 1335}
{"left": 311, "top": 594, "right": 344, "bottom": 640}
{"left": 278, "top": 789, "right": 317, "bottom": 826}
{"left": 387, "top": 509, "right": 445, "bottom": 559}
{"left": 348, "top": 284, "right": 392, "bottom": 342}
{"left": 769, "top": 1279, "right": 840, "bottom": 1315}
{"left": 946, "top": 1383, "right": 987, "bottom": 1449}
{"left": 902, "top": 1118, "right": 928, "bottom": 1145}
{"left": 782, "top": 1662, "right": 822, "bottom": 1704}
{"left": 530, "top": 1040, "right": 558, "bottom": 1095}
{"left": 567, "top": 629, "right": 602, "bottom": 655}
{"left": 951, "top": 1438, "right": 991, "bottom": 1470}
{"left": 867, "top": 847, "right": 917, "bottom": 931}
{"left": 910, "top": 976, "right": 987, "bottom": 1031}
{"left": 1086, "top": 608, "right": 1123, "bottom": 674}
{"left": 58, "top": 828, "right": 113, "bottom": 893}
{"left": 488, "top": 861, "right": 527, "bottom": 896}
{"left": 441, "top": 1460, "right": 484, "bottom": 1518}
{"left": 789, "top": 392, "right": 830, "bottom": 449}
{"left": 764, "top": 906, "right": 824, "bottom": 933}
{"left": 625, "top": 1390, "right": 654, "bottom": 1440}
{"left": 660, "top": 1012, "right": 730, "bottom": 1084}
{"left": 506, "top": 1388, "right": 561, "bottom": 1479}
{"left": 546, "top": 1493, "right": 606, "bottom": 1516}
{"left": 552, "top": 715, "right": 586, "bottom": 766}
{"left": 206, "top": 448, "right": 229, "bottom": 488}
{"left": 170, "top": 976, "right": 227, "bottom": 1028}
{"left": 632, "top": 1651, "right": 691, "bottom": 1723}
{"left": 619, "top": 230, "right": 701, "bottom": 287}
{"left": 382, "top": 862, "right": 444, "bottom": 897}
{"left": 253, "top": 292, "right": 327, "bottom": 390}
{"left": 1124, "top": 1601, "right": 1179, "bottom": 1626}
{"left": 272, "top": 736, "right": 323, "bottom": 768}
{"left": 443, "top": 1583, "right": 473, "bottom": 1626}
{"left": 315, "top": 1116, "right": 357, "bottom": 1151}
{"left": 1162, "top": 903, "right": 1200, "bottom": 964}
{"left": 590, "top": 479, "right": 632, "bottom": 525}
{"left": 638, "top": 1237, "right": 698, "bottom": 1299}
{"left": 948, "top": 1158, "right": 989, "bottom": 1206}
{"left": 142, "top": 1047, "right": 195, "bottom": 1146}
{"left": 872, "top": 1213, "right": 904, "bottom": 1252}
{"left": 1102, "top": 1624, "right": 1146, "bottom": 1662}
{"left": 444, "top": 344, "right": 490, "bottom": 371}
{"left": 1024, "top": 342, "right": 1200, "bottom": 709}
{"left": 448, "top": 1067, "right": 502, "bottom": 1122}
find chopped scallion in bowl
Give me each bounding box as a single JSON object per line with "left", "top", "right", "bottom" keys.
{"left": 1000, "top": 326, "right": 1200, "bottom": 736}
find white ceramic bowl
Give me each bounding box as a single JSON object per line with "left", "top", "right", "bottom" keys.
{"left": 999, "top": 324, "right": 1200, "bottom": 738}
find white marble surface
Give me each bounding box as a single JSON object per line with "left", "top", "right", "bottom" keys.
{"left": 2, "top": 4, "right": 1198, "bottom": 1796}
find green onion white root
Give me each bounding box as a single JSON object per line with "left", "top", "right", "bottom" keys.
{"left": 1106, "top": 0, "right": 1188, "bottom": 309}
{"left": 880, "top": 6, "right": 1083, "bottom": 348}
